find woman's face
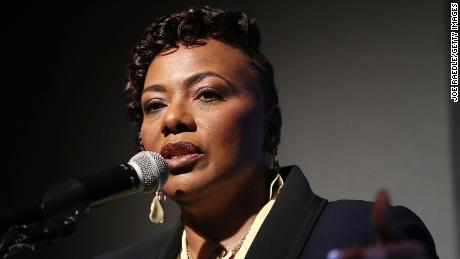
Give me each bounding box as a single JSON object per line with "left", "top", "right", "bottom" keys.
{"left": 140, "top": 39, "right": 269, "bottom": 203}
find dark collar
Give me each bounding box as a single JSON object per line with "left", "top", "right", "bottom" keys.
{"left": 159, "top": 165, "right": 327, "bottom": 259}
{"left": 245, "top": 165, "right": 328, "bottom": 258}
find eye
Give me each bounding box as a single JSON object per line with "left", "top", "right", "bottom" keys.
{"left": 143, "top": 99, "right": 167, "bottom": 114}
{"left": 196, "top": 88, "right": 224, "bottom": 102}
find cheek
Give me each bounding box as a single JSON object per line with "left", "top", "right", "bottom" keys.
{"left": 140, "top": 122, "right": 163, "bottom": 153}
{"left": 202, "top": 99, "right": 265, "bottom": 164}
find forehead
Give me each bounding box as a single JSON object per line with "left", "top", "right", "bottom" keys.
{"left": 144, "top": 39, "right": 259, "bottom": 90}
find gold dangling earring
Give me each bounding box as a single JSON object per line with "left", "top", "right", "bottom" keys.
{"left": 149, "top": 190, "right": 166, "bottom": 223}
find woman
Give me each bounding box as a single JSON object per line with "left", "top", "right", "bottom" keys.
{"left": 99, "top": 5, "right": 438, "bottom": 259}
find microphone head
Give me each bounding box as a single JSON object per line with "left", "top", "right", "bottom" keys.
{"left": 128, "top": 151, "right": 168, "bottom": 193}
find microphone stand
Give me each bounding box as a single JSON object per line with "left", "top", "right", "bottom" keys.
{"left": 0, "top": 179, "right": 90, "bottom": 258}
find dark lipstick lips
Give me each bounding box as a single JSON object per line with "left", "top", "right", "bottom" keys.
{"left": 161, "top": 141, "right": 203, "bottom": 174}
{"left": 161, "top": 141, "right": 202, "bottom": 159}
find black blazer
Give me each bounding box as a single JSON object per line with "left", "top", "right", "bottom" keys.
{"left": 96, "top": 165, "right": 438, "bottom": 259}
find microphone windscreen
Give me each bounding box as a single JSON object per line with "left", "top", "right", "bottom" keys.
{"left": 128, "top": 151, "right": 168, "bottom": 193}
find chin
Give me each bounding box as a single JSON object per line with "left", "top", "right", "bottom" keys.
{"left": 162, "top": 168, "right": 215, "bottom": 203}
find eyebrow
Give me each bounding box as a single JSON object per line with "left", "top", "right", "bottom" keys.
{"left": 142, "top": 71, "right": 232, "bottom": 94}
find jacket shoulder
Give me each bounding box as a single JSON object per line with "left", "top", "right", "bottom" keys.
{"left": 307, "top": 200, "right": 376, "bottom": 247}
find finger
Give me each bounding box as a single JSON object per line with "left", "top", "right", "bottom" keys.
{"left": 372, "top": 189, "right": 392, "bottom": 243}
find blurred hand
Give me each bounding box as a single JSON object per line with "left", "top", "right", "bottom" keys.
{"left": 327, "top": 190, "right": 432, "bottom": 259}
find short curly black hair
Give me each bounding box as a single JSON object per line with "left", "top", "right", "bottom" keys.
{"left": 125, "top": 5, "right": 281, "bottom": 150}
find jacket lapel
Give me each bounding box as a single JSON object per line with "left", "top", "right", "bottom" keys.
{"left": 245, "top": 165, "right": 328, "bottom": 259}
{"left": 158, "top": 165, "right": 327, "bottom": 259}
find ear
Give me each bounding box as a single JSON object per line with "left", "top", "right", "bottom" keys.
{"left": 264, "top": 106, "right": 282, "bottom": 152}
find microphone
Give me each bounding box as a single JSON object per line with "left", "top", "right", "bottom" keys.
{"left": 0, "top": 151, "right": 168, "bottom": 230}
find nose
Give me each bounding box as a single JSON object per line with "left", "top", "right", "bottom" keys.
{"left": 161, "top": 99, "right": 197, "bottom": 136}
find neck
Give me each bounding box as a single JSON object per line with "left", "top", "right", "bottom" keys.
{"left": 179, "top": 169, "right": 269, "bottom": 259}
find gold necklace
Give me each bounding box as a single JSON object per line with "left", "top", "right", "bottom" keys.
{"left": 186, "top": 225, "right": 251, "bottom": 259}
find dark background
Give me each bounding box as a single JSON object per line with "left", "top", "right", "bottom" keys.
{"left": 1, "top": 1, "right": 457, "bottom": 259}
